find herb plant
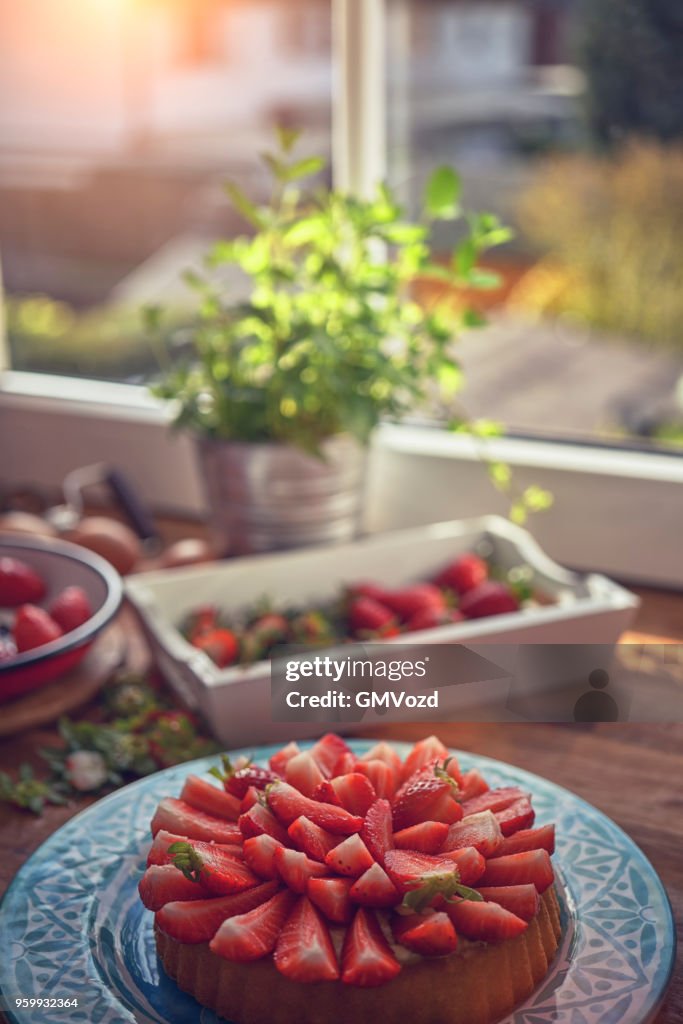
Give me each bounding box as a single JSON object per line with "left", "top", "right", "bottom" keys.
{"left": 152, "top": 129, "right": 513, "bottom": 454}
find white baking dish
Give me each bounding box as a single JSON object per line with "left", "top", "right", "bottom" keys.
{"left": 125, "top": 516, "right": 639, "bottom": 745}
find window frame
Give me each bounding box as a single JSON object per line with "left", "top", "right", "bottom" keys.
{"left": 1, "top": 0, "right": 682, "bottom": 587}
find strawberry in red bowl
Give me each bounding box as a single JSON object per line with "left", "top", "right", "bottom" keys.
{"left": 0, "top": 536, "right": 122, "bottom": 702}
{"left": 141, "top": 733, "right": 561, "bottom": 1024}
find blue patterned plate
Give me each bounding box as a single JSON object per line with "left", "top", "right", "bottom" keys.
{"left": 0, "top": 741, "right": 675, "bottom": 1024}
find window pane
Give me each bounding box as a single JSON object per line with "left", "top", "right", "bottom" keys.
{"left": 387, "top": 0, "right": 683, "bottom": 451}
{"left": 1, "top": 0, "right": 331, "bottom": 383}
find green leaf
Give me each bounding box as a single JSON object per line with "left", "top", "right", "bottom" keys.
{"left": 224, "top": 181, "right": 264, "bottom": 227}
{"left": 425, "top": 166, "right": 462, "bottom": 220}
{"left": 276, "top": 125, "right": 301, "bottom": 153}
{"left": 168, "top": 841, "right": 204, "bottom": 883}
{"left": 462, "top": 308, "right": 487, "bottom": 328}
{"left": 454, "top": 238, "right": 477, "bottom": 277}
{"left": 284, "top": 156, "right": 325, "bottom": 182}
{"left": 468, "top": 269, "right": 502, "bottom": 290}
{"left": 437, "top": 362, "right": 463, "bottom": 397}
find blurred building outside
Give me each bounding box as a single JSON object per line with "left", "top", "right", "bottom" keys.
{"left": 1, "top": 0, "right": 681, "bottom": 446}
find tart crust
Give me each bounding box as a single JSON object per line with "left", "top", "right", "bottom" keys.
{"left": 155, "top": 887, "right": 562, "bottom": 1024}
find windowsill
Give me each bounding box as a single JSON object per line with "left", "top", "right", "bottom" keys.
{"left": 2, "top": 371, "right": 683, "bottom": 587}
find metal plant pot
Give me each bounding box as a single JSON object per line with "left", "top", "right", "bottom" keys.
{"left": 196, "top": 435, "right": 367, "bottom": 555}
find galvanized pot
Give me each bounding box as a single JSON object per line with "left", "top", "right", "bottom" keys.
{"left": 196, "top": 435, "right": 367, "bottom": 555}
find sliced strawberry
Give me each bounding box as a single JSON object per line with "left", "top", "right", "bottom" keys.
{"left": 437, "top": 847, "right": 487, "bottom": 886}
{"left": 307, "top": 876, "right": 354, "bottom": 924}
{"left": 355, "top": 759, "right": 396, "bottom": 799}
{"left": 349, "top": 863, "right": 401, "bottom": 908}
{"left": 401, "top": 736, "right": 450, "bottom": 781}
{"left": 446, "top": 898, "right": 528, "bottom": 944}
{"left": 269, "top": 741, "right": 301, "bottom": 776}
{"left": 461, "top": 786, "right": 527, "bottom": 818}
{"left": 242, "top": 834, "right": 284, "bottom": 879}
{"left": 493, "top": 824, "right": 556, "bottom": 858}
{"left": 392, "top": 910, "right": 458, "bottom": 956}
{"left": 147, "top": 829, "right": 243, "bottom": 869}
{"left": 341, "top": 908, "right": 401, "bottom": 987}
{"left": 332, "top": 750, "right": 358, "bottom": 777}
{"left": 285, "top": 751, "right": 325, "bottom": 797}
{"left": 147, "top": 829, "right": 196, "bottom": 866}
{"left": 165, "top": 839, "right": 259, "bottom": 895}
{"left": 311, "top": 780, "right": 343, "bottom": 806}
{"left": 393, "top": 821, "right": 448, "bottom": 854}
{"left": 382, "top": 584, "right": 445, "bottom": 622}
{"left": 361, "top": 798, "right": 394, "bottom": 865}
{"left": 273, "top": 897, "right": 339, "bottom": 982}
{"left": 274, "top": 846, "right": 330, "bottom": 893}
{"left": 325, "top": 833, "right": 374, "bottom": 877}
{"left": 385, "top": 849, "right": 450, "bottom": 892}
{"left": 240, "top": 786, "right": 261, "bottom": 812}
{"left": 359, "top": 742, "right": 403, "bottom": 787}
{"left": 223, "top": 762, "right": 281, "bottom": 798}
{"left": 310, "top": 733, "right": 351, "bottom": 777}
{"left": 459, "top": 768, "right": 490, "bottom": 801}
{"left": 330, "top": 772, "right": 377, "bottom": 815}
{"left": 392, "top": 762, "right": 462, "bottom": 831}
{"left": 238, "top": 802, "right": 290, "bottom": 846}
{"left": 210, "top": 890, "right": 295, "bottom": 961}
{"left": 495, "top": 797, "right": 535, "bottom": 836}
{"left": 180, "top": 775, "right": 241, "bottom": 821}
{"left": 476, "top": 884, "right": 540, "bottom": 922}
{"left": 441, "top": 810, "right": 504, "bottom": 857}
{"left": 138, "top": 864, "right": 212, "bottom": 910}
{"left": 267, "top": 781, "right": 363, "bottom": 835}
{"left": 150, "top": 798, "right": 243, "bottom": 845}
{"left": 288, "top": 816, "right": 337, "bottom": 862}
{"left": 156, "top": 881, "right": 279, "bottom": 943}
{"left": 385, "top": 847, "right": 485, "bottom": 891}
{"left": 479, "top": 849, "right": 554, "bottom": 893}
{"left": 434, "top": 554, "right": 488, "bottom": 596}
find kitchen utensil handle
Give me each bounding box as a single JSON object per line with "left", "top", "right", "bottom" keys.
{"left": 106, "top": 468, "right": 160, "bottom": 545}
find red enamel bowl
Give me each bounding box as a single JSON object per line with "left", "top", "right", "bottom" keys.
{"left": 0, "top": 535, "right": 123, "bottom": 703}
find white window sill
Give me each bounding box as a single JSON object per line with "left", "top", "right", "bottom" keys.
{"left": 2, "top": 371, "right": 682, "bottom": 587}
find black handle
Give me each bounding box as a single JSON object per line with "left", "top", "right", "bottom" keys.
{"left": 106, "top": 468, "right": 160, "bottom": 544}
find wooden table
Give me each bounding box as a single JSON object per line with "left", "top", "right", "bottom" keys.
{"left": 1, "top": 592, "right": 681, "bottom": 1021}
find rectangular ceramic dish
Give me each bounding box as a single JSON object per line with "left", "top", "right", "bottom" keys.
{"left": 125, "top": 516, "right": 639, "bottom": 744}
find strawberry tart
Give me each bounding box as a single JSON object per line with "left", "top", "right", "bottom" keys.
{"left": 140, "top": 735, "right": 562, "bottom": 1024}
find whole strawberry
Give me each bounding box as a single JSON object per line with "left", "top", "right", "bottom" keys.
{"left": 382, "top": 584, "right": 445, "bottom": 623}
{"left": 434, "top": 553, "right": 488, "bottom": 596}
{"left": 0, "top": 557, "right": 46, "bottom": 607}
{"left": 13, "top": 604, "right": 62, "bottom": 652}
{"left": 50, "top": 586, "right": 93, "bottom": 633}
{"left": 192, "top": 628, "right": 239, "bottom": 667}
{"left": 347, "top": 597, "right": 397, "bottom": 638}
{"left": 459, "top": 581, "right": 519, "bottom": 619}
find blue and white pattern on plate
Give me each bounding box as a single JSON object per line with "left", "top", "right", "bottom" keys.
{"left": 0, "top": 741, "right": 675, "bottom": 1024}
